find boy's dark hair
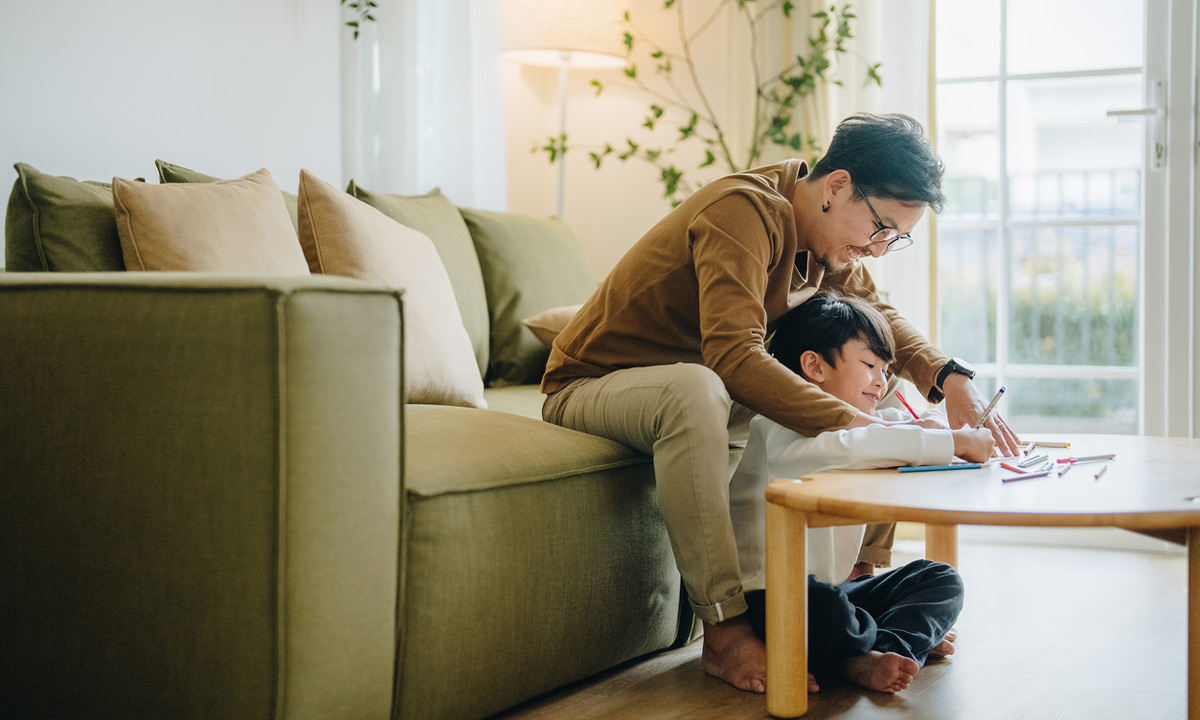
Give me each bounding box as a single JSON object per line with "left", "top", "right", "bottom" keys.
{"left": 770, "top": 292, "right": 896, "bottom": 379}
{"left": 810, "top": 113, "right": 946, "bottom": 213}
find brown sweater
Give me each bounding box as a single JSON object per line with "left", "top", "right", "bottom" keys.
{"left": 542, "top": 159, "right": 948, "bottom": 437}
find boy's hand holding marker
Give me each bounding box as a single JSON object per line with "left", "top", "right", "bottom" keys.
{"left": 893, "top": 390, "right": 994, "bottom": 462}
{"left": 951, "top": 427, "right": 996, "bottom": 462}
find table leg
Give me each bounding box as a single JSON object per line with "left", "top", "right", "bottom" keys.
{"left": 1189, "top": 526, "right": 1199, "bottom": 720}
{"left": 766, "top": 501, "right": 808, "bottom": 718}
{"left": 925, "top": 523, "right": 959, "bottom": 567}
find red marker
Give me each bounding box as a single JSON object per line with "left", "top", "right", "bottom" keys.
{"left": 895, "top": 391, "right": 920, "bottom": 420}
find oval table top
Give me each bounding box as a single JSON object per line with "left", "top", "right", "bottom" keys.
{"left": 765, "top": 434, "right": 1200, "bottom": 529}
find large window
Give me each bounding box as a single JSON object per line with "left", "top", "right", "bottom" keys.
{"left": 935, "top": 0, "right": 1146, "bottom": 433}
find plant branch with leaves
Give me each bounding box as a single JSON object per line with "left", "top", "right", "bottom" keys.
{"left": 341, "top": 0, "right": 378, "bottom": 40}
{"left": 535, "top": 1, "right": 880, "bottom": 206}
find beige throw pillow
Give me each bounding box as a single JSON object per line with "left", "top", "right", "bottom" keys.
{"left": 521, "top": 304, "right": 583, "bottom": 346}
{"left": 297, "top": 169, "right": 486, "bottom": 409}
{"left": 112, "top": 168, "right": 308, "bottom": 273}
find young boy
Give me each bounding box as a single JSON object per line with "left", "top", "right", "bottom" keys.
{"left": 729, "top": 291, "right": 994, "bottom": 694}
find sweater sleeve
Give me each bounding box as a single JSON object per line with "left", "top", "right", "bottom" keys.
{"left": 689, "top": 194, "right": 860, "bottom": 435}
{"left": 765, "top": 422, "right": 955, "bottom": 476}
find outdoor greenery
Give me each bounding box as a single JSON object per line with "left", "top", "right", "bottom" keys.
{"left": 537, "top": 1, "right": 880, "bottom": 206}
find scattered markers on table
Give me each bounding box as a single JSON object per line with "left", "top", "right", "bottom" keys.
{"left": 1056, "top": 454, "right": 1117, "bottom": 465}
{"left": 1002, "top": 469, "right": 1054, "bottom": 483}
{"left": 1019, "top": 454, "right": 1049, "bottom": 468}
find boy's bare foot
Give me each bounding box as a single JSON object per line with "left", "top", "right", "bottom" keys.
{"left": 929, "top": 629, "right": 958, "bottom": 658}
{"left": 701, "top": 615, "right": 767, "bottom": 693}
{"left": 808, "top": 672, "right": 820, "bottom": 693}
{"left": 838, "top": 651, "right": 919, "bottom": 693}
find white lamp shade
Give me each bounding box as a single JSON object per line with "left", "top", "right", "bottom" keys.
{"left": 501, "top": 0, "right": 629, "bottom": 69}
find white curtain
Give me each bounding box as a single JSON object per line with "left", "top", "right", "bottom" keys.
{"left": 831, "top": 0, "right": 935, "bottom": 339}
{"left": 341, "top": 0, "right": 507, "bottom": 210}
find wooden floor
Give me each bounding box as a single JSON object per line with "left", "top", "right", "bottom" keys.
{"left": 491, "top": 539, "right": 1188, "bottom": 720}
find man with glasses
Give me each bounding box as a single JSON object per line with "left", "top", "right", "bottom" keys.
{"left": 540, "top": 113, "right": 1019, "bottom": 695}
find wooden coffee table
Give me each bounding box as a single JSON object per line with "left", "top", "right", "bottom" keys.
{"left": 764, "top": 434, "right": 1200, "bottom": 718}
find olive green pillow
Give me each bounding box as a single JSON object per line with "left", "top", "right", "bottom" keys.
{"left": 5, "top": 163, "right": 126, "bottom": 271}
{"left": 347, "top": 182, "right": 490, "bottom": 378}
{"left": 155, "top": 159, "right": 299, "bottom": 232}
{"left": 459, "top": 209, "right": 597, "bottom": 386}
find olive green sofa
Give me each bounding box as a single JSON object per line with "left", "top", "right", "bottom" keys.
{"left": 0, "top": 163, "right": 694, "bottom": 720}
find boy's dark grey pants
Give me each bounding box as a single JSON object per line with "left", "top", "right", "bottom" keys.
{"left": 746, "top": 559, "right": 964, "bottom": 679}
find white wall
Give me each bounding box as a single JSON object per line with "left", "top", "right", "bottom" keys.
{"left": 0, "top": 0, "right": 342, "bottom": 253}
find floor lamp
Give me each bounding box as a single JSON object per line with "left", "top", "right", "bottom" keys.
{"left": 501, "top": 0, "right": 628, "bottom": 218}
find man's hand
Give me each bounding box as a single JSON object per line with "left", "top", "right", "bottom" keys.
{"left": 950, "top": 427, "right": 995, "bottom": 462}
{"left": 941, "top": 373, "right": 1021, "bottom": 456}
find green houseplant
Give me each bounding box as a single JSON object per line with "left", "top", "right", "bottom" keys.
{"left": 538, "top": 1, "right": 880, "bottom": 206}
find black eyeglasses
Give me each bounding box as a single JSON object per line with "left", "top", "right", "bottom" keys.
{"left": 855, "top": 185, "right": 913, "bottom": 254}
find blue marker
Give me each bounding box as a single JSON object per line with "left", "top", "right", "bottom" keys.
{"left": 898, "top": 463, "right": 984, "bottom": 473}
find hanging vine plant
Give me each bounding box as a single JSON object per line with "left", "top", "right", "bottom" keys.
{"left": 341, "top": 0, "right": 378, "bottom": 39}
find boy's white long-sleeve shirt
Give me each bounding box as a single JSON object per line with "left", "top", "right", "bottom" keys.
{"left": 730, "top": 408, "right": 955, "bottom": 590}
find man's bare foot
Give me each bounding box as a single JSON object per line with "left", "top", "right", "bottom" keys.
{"left": 838, "top": 651, "right": 919, "bottom": 693}
{"left": 701, "top": 615, "right": 767, "bottom": 693}
{"left": 847, "top": 561, "right": 875, "bottom": 581}
{"left": 808, "top": 672, "right": 820, "bottom": 693}
{"left": 929, "top": 629, "right": 958, "bottom": 658}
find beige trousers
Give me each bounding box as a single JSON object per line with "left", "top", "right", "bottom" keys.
{"left": 543, "top": 363, "right": 753, "bottom": 625}
{"left": 543, "top": 362, "right": 895, "bottom": 625}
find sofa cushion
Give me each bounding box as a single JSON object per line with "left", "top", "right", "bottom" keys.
{"left": 347, "top": 182, "right": 490, "bottom": 378}
{"left": 113, "top": 168, "right": 308, "bottom": 273}
{"left": 5, "top": 163, "right": 126, "bottom": 271}
{"left": 521, "top": 303, "right": 582, "bottom": 346}
{"left": 297, "top": 169, "right": 485, "bottom": 409}
{"left": 460, "top": 209, "right": 596, "bottom": 386}
{"left": 155, "top": 159, "right": 300, "bottom": 231}
{"left": 401, "top": 404, "right": 680, "bottom": 720}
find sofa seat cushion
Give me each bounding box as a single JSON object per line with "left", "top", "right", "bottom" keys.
{"left": 405, "top": 404, "right": 648, "bottom": 497}
{"left": 400, "top": 405, "right": 680, "bottom": 720}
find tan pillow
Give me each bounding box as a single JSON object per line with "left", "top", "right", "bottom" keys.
{"left": 112, "top": 168, "right": 308, "bottom": 273}
{"left": 297, "top": 169, "right": 486, "bottom": 409}
{"left": 521, "top": 304, "right": 583, "bottom": 346}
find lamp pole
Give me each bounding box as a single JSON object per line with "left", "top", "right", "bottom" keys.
{"left": 556, "top": 51, "right": 570, "bottom": 218}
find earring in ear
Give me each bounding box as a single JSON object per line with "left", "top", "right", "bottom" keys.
{"left": 821, "top": 201, "right": 830, "bottom": 213}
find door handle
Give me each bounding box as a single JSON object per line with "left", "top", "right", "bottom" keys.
{"left": 1107, "top": 80, "right": 1165, "bottom": 169}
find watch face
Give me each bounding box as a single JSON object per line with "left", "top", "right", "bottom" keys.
{"left": 950, "top": 359, "right": 976, "bottom": 378}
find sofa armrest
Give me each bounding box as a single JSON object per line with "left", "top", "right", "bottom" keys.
{"left": 0, "top": 272, "right": 404, "bottom": 720}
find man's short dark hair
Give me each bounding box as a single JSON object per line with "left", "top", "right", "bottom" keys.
{"left": 810, "top": 113, "right": 945, "bottom": 213}
{"left": 769, "top": 291, "right": 896, "bottom": 380}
